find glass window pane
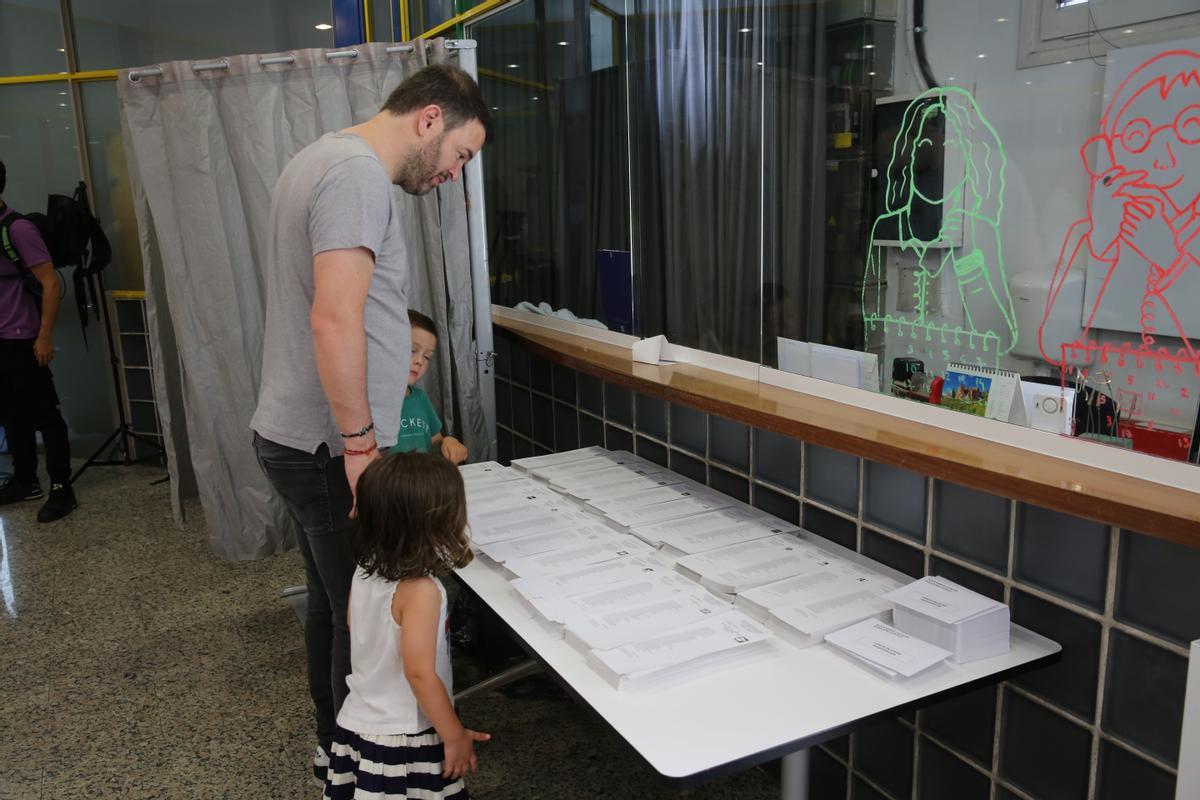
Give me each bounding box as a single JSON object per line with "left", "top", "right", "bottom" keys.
{"left": 0, "top": 0, "right": 65, "bottom": 77}
{"left": 71, "top": 0, "right": 336, "bottom": 71}
{"left": 628, "top": 0, "right": 763, "bottom": 360}
{"left": 79, "top": 80, "right": 143, "bottom": 291}
{"left": 371, "top": 0, "right": 396, "bottom": 41}
{"left": 470, "top": 0, "right": 630, "bottom": 329}
{"left": 590, "top": 7, "right": 616, "bottom": 71}
{"left": 0, "top": 82, "right": 115, "bottom": 447}
{"left": 414, "top": 0, "right": 456, "bottom": 36}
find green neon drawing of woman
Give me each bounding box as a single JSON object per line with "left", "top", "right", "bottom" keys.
{"left": 862, "top": 87, "right": 1018, "bottom": 366}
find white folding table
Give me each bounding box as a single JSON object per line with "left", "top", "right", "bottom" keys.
{"left": 454, "top": 556, "right": 1060, "bottom": 799}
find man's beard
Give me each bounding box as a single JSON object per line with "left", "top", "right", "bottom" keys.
{"left": 396, "top": 133, "right": 446, "bottom": 195}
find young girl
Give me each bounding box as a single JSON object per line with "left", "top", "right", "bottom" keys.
{"left": 325, "top": 452, "right": 489, "bottom": 799}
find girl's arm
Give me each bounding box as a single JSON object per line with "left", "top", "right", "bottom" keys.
{"left": 394, "top": 578, "right": 490, "bottom": 779}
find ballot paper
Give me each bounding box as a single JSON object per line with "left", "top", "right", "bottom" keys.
{"left": 510, "top": 554, "right": 668, "bottom": 607}
{"left": 533, "top": 451, "right": 650, "bottom": 483}
{"left": 469, "top": 506, "right": 592, "bottom": 547}
{"left": 736, "top": 567, "right": 903, "bottom": 623}
{"left": 510, "top": 446, "right": 609, "bottom": 473}
{"left": 548, "top": 462, "right": 662, "bottom": 493}
{"left": 655, "top": 515, "right": 801, "bottom": 558}
{"left": 477, "top": 524, "right": 621, "bottom": 564}
{"left": 824, "top": 618, "right": 952, "bottom": 679}
{"left": 585, "top": 481, "right": 710, "bottom": 514}
{"left": 524, "top": 570, "right": 711, "bottom": 632}
{"left": 565, "top": 591, "right": 732, "bottom": 652}
{"left": 765, "top": 588, "right": 896, "bottom": 648}
{"left": 459, "top": 462, "right": 522, "bottom": 487}
{"left": 502, "top": 537, "right": 656, "bottom": 579}
{"left": 464, "top": 477, "right": 547, "bottom": 505}
{"left": 603, "top": 493, "right": 734, "bottom": 529}
{"left": 630, "top": 506, "right": 793, "bottom": 548}
{"left": 568, "top": 472, "right": 688, "bottom": 502}
{"left": 585, "top": 612, "right": 772, "bottom": 690}
{"left": 673, "top": 534, "right": 837, "bottom": 594}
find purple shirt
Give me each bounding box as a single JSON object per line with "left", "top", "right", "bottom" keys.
{"left": 0, "top": 205, "right": 48, "bottom": 339}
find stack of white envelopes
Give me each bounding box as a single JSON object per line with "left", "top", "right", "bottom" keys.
{"left": 883, "top": 576, "right": 1010, "bottom": 664}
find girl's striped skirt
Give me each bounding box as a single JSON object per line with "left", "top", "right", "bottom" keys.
{"left": 324, "top": 726, "right": 470, "bottom": 800}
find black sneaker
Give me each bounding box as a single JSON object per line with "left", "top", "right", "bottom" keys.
{"left": 0, "top": 478, "right": 43, "bottom": 505}
{"left": 36, "top": 483, "right": 77, "bottom": 523}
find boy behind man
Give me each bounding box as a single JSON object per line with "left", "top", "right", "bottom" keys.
{"left": 392, "top": 310, "right": 467, "bottom": 464}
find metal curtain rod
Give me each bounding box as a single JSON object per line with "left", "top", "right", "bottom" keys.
{"left": 127, "top": 41, "right": 441, "bottom": 82}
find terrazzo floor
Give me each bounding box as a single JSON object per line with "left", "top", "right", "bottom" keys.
{"left": 0, "top": 461, "right": 781, "bottom": 799}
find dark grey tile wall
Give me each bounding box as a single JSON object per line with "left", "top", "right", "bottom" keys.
{"left": 492, "top": 329, "right": 1190, "bottom": 800}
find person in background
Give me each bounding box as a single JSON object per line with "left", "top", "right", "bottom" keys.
{"left": 0, "top": 159, "right": 78, "bottom": 522}
{"left": 391, "top": 309, "right": 468, "bottom": 463}
{"left": 325, "top": 452, "right": 488, "bottom": 799}
{"left": 250, "top": 65, "right": 490, "bottom": 786}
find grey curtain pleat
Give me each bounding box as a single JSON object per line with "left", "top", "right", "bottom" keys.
{"left": 117, "top": 41, "right": 483, "bottom": 559}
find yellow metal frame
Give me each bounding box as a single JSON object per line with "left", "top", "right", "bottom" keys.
{"left": 400, "top": 0, "right": 411, "bottom": 40}
{"left": 419, "top": 0, "right": 508, "bottom": 39}
{"left": 363, "top": 0, "right": 374, "bottom": 41}
{"left": 0, "top": 69, "right": 117, "bottom": 86}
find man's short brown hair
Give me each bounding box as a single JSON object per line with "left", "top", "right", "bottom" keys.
{"left": 383, "top": 64, "right": 493, "bottom": 144}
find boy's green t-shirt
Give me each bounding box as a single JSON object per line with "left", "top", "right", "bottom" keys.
{"left": 389, "top": 386, "right": 443, "bottom": 454}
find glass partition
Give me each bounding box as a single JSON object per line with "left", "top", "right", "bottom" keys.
{"left": 473, "top": 0, "right": 1200, "bottom": 466}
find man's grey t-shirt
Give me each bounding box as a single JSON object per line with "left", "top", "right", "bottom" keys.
{"left": 251, "top": 132, "right": 410, "bottom": 454}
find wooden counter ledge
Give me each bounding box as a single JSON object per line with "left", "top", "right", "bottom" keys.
{"left": 493, "top": 314, "right": 1200, "bottom": 549}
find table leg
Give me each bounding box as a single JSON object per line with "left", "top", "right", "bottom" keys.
{"left": 454, "top": 658, "right": 543, "bottom": 703}
{"left": 780, "top": 749, "right": 810, "bottom": 800}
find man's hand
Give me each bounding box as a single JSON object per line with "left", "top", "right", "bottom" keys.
{"left": 344, "top": 440, "right": 381, "bottom": 517}
{"left": 33, "top": 335, "right": 54, "bottom": 366}
{"left": 442, "top": 728, "right": 490, "bottom": 780}
{"left": 440, "top": 436, "right": 468, "bottom": 465}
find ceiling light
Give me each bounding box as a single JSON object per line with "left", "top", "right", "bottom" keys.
{"left": 756, "top": 61, "right": 764, "bottom": 66}
{"left": 996, "top": 17, "right": 1007, "bottom": 22}
{"left": 557, "top": 41, "right": 568, "bottom": 46}
{"left": 1025, "top": 80, "right": 1032, "bottom": 85}
{"left": 977, "top": 53, "right": 987, "bottom": 58}
{"left": 58, "top": 102, "right": 66, "bottom": 107}
{"left": 739, "top": 28, "right": 752, "bottom": 33}
{"left": 868, "top": 71, "right": 876, "bottom": 76}
{"left": 56, "top": 47, "right": 65, "bottom": 52}
{"left": 507, "top": 63, "right": 519, "bottom": 69}
{"left": 863, "top": 44, "right": 875, "bottom": 49}
{"left": 314, "top": 23, "right": 332, "bottom": 30}
{"left": 1123, "top": 28, "right": 1134, "bottom": 33}
{"left": 532, "top": 96, "right": 539, "bottom": 100}
{"left": 491, "top": 106, "right": 499, "bottom": 110}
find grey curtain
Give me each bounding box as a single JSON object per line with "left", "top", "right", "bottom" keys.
{"left": 628, "top": 0, "right": 822, "bottom": 363}
{"left": 117, "top": 41, "right": 486, "bottom": 560}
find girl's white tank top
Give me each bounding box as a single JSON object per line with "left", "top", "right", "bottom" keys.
{"left": 337, "top": 568, "right": 453, "bottom": 735}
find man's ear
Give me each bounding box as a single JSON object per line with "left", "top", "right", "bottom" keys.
{"left": 418, "top": 104, "right": 444, "bottom": 136}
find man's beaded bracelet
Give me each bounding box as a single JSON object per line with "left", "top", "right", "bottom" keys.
{"left": 340, "top": 422, "right": 375, "bottom": 438}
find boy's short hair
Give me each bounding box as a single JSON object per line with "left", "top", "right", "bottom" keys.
{"left": 409, "top": 309, "right": 438, "bottom": 339}
{"left": 382, "top": 64, "right": 493, "bottom": 144}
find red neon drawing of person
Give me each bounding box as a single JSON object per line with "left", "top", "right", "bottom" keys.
{"left": 1040, "top": 50, "right": 1200, "bottom": 367}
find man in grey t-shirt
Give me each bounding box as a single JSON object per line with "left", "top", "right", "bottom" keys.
{"left": 251, "top": 64, "right": 490, "bottom": 784}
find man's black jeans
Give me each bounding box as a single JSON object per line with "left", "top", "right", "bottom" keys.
{"left": 253, "top": 433, "right": 355, "bottom": 753}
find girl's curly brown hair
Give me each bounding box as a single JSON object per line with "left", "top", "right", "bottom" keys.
{"left": 352, "top": 452, "right": 473, "bottom": 581}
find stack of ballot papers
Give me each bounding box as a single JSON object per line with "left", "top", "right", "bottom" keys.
{"left": 545, "top": 459, "right": 661, "bottom": 495}
{"left": 459, "top": 461, "right": 523, "bottom": 486}
{"left": 602, "top": 491, "right": 734, "bottom": 529}
{"left": 564, "top": 588, "right": 732, "bottom": 652}
{"left": 502, "top": 536, "right": 655, "bottom": 579}
{"left": 476, "top": 522, "right": 626, "bottom": 565}
{"left": 824, "top": 618, "right": 953, "bottom": 679}
{"left": 584, "top": 480, "right": 712, "bottom": 515}
{"left": 565, "top": 471, "right": 687, "bottom": 502}
{"left": 673, "top": 534, "right": 841, "bottom": 595}
{"left": 634, "top": 507, "right": 800, "bottom": 556}
{"left": 585, "top": 612, "right": 773, "bottom": 690}
{"left": 469, "top": 503, "right": 594, "bottom": 548}
{"left": 509, "top": 446, "right": 609, "bottom": 475}
{"left": 737, "top": 565, "right": 904, "bottom": 640}
{"left": 883, "top": 577, "right": 1011, "bottom": 663}
{"left": 511, "top": 555, "right": 675, "bottom": 633}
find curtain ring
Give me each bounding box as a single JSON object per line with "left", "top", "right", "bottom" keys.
{"left": 325, "top": 48, "right": 360, "bottom": 61}
{"left": 127, "top": 67, "right": 164, "bottom": 82}
{"left": 259, "top": 54, "right": 296, "bottom": 67}
{"left": 193, "top": 59, "right": 230, "bottom": 74}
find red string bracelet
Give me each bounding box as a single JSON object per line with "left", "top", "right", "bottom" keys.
{"left": 344, "top": 442, "right": 378, "bottom": 457}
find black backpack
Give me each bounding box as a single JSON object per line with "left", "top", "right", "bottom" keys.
{"left": 0, "top": 183, "right": 112, "bottom": 339}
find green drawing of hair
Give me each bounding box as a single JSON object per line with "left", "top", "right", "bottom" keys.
{"left": 863, "top": 86, "right": 1018, "bottom": 368}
